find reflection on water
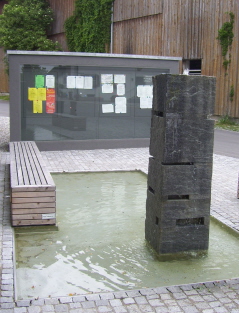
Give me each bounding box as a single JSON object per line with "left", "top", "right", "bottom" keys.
{"left": 15, "top": 172, "right": 239, "bottom": 299}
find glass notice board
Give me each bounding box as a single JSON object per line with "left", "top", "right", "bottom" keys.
{"left": 20, "top": 64, "right": 169, "bottom": 141}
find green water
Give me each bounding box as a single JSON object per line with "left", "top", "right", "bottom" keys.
{"left": 15, "top": 171, "right": 239, "bottom": 299}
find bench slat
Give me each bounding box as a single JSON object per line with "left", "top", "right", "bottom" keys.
{"left": 12, "top": 219, "right": 56, "bottom": 226}
{"left": 26, "top": 142, "right": 48, "bottom": 185}
{"left": 30, "top": 142, "right": 55, "bottom": 186}
{"left": 12, "top": 186, "right": 55, "bottom": 192}
{"left": 12, "top": 214, "right": 55, "bottom": 220}
{"left": 23, "top": 142, "right": 42, "bottom": 185}
{"left": 12, "top": 208, "right": 55, "bottom": 214}
{"left": 10, "top": 143, "right": 20, "bottom": 187}
{"left": 20, "top": 142, "right": 38, "bottom": 185}
{"left": 16, "top": 142, "right": 31, "bottom": 185}
{"left": 12, "top": 191, "right": 55, "bottom": 198}
{"left": 12, "top": 202, "right": 56, "bottom": 209}
{"left": 12, "top": 197, "right": 55, "bottom": 204}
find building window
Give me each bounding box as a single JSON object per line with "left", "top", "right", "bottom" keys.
{"left": 183, "top": 59, "right": 201, "bottom": 75}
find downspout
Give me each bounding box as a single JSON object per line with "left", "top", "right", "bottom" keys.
{"left": 110, "top": 3, "right": 114, "bottom": 54}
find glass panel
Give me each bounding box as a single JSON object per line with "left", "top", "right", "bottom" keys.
{"left": 20, "top": 65, "right": 169, "bottom": 141}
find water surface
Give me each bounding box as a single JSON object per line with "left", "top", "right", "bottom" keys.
{"left": 15, "top": 172, "right": 239, "bottom": 299}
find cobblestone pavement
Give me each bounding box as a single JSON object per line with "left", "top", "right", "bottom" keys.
{"left": 1, "top": 148, "right": 239, "bottom": 313}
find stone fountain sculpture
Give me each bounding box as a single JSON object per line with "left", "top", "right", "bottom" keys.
{"left": 145, "top": 74, "right": 216, "bottom": 256}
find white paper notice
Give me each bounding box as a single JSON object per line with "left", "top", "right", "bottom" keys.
{"left": 137, "top": 85, "right": 144, "bottom": 97}
{"left": 75, "top": 76, "right": 84, "bottom": 89}
{"left": 102, "top": 103, "right": 114, "bottom": 113}
{"left": 67, "top": 76, "right": 76, "bottom": 89}
{"left": 102, "top": 83, "right": 114, "bottom": 93}
{"left": 117, "top": 84, "right": 125, "bottom": 96}
{"left": 137, "top": 85, "right": 153, "bottom": 97}
{"left": 145, "top": 85, "right": 153, "bottom": 97}
{"left": 84, "top": 76, "right": 93, "bottom": 89}
{"left": 114, "top": 74, "right": 126, "bottom": 84}
{"left": 140, "top": 97, "right": 153, "bottom": 109}
{"left": 101, "top": 74, "right": 113, "bottom": 84}
{"left": 115, "top": 97, "right": 127, "bottom": 113}
{"left": 46, "top": 75, "right": 55, "bottom": 88}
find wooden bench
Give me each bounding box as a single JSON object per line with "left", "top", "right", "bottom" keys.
{"left": 10, "top": 141, "right": 56, "bottom": 226}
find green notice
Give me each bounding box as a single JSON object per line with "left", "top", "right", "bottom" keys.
{"left": 35, "top": 75, "right": 45, "bottom": 88}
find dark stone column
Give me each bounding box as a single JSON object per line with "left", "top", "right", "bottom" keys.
{"left": 145, "top": 74, "right": 216, "bottom": 256}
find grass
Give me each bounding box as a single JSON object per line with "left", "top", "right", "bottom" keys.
{"left": 215, "top": 115, "right": 239, "bottom": 132}
{"left": 0, "top": 95, "right": 9, "bottom": 101}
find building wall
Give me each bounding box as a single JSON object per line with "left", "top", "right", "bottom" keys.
{"left": 113, "top": 0, "right": 239, "bottom": 117}
{"left": 48, "top": 0, "right": 76, "bottom": 51}
{"left": 1, "top": 0, "right": 239, "bottom": 117}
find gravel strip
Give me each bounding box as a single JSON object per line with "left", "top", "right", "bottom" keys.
{"left": 0, "top": 116, "right": 10, "bottom": 152}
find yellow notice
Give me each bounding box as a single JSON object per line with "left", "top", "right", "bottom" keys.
{"left": 33, "top": 100, "right": 43, "bottom": 113}
{"left": 28, "top": 88, "right": 38, "bottom": 101}
{"left": 37, "top": 88, "right": 46, "bottom": 101}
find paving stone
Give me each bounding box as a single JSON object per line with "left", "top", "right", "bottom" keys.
{"left": 146, "top": 294, "right": 160, "bottom": 300}
{"left": 209, "top": 301, "right": 222, "bottom": 308}
{"left": 179, "top": 285, "right": 193, "bottom": 292}
{"left": 134, "top": 296, "right": 148, "bottom": 305}
{"left": 1, "top": 291, "right": 14, "bottom": 297}
{"left": 69, "top": 302, "right": 82, "bottom": 309}
{"left": 148, "top": 299, "right": 164, "bottom": 307}
{"left": 137, "top": 304, "right": 155, "bottom": 312}
{"left": 0, "top": 296, "right": 14, "bottom": 303}
{"left": 203, "top": 295, "right": 218, "bottom": 302}
{"left": 113, "top": 292, "right": 128, "bottom": 299}
{"left": 72, "top": 296, "right": 86, "bottom": 303}
{"left": 125, "top": 290, "right": 141, "bottom": 298}
{"left": 139, "top": 289, "right": 156, "bottom": 296}
{"left": 27, "top": 306, "right": 41, "bottom": 313}
{"left": 81, "top": 301, "right": 95, "bottom": 309}
{"left": 173, "top": 293, "right": 188, "bottom": 300}
{"left": 1, "top": 303, "right": 15, "bottom": 309}
{"left": 98, "top": 306, "right": 113, "bottom": 313}
{"left": 45, "top": 299, "right": 60, "bottom": 305}
{"left": 113, "top": 306, "right": 127, "bottom": 313}
{"left": 95, "top": 300, "right": 110, "bottom": 306}
{"left": 188, "top": 295, "right": 204, "bottom": 302}
{"left": 125, "top": 304, "right": 141, "bottom": 313}
{"left": 213, "top": 307, "right": 229, "bottom": 313}
{"left": 55, "top": 304, "right": 69, "bottom": 312}
{"left": 122, "top": 298, "right": 135, "bottom": 305}
{"left": 14, "top": 308, "right": 27, "bottom": 313}
{"left": 109, "top": 299, "right": 123, "bottom": 307}
{"left": 69, "top": 308, "right": 84, "bottom": 313}
{"left": 40, "top": 305, "right": 55, "bottom": 312}
{"left": 30, "top": 299, "right": 45, "bottom": 306}
{"left": 85, "top": 294, "right": 100, "bottom": 301}
{"left": 59, "top": 297, "right": 73, "bottom": 304}
{"left": 100, "top": 293, "right": 115, "bottom": 300}
{"left": 153, "top": 287, "right": 170, "bottom": 294}
{"left": 160, "top": 294, "right": 173, "bottom": 300}
{"left": 16, "top": 300, "right": 30, "bottom": 307}
{"left": 194, "top": 301, "right": 211, "bottom": 310}
{"left": 181, "top": 305, "right": 199, "bottom": 313}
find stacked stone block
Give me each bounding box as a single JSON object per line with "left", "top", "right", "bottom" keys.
{"left": 145, "top": 74, "right": 216, "bottom": 255}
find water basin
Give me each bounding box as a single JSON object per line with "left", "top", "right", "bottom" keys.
{"left": 15, "top": 171, "right": 239, "bottom": 299}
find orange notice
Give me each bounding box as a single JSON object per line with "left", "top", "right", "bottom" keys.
{"left": 46, "top": 88, "right": 56, "bottom": 114}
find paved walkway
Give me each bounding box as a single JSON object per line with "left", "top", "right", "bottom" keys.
{"left": 1, "top": 148, "right": 239, "bottom": 313}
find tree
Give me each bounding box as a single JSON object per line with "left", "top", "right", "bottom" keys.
{"left": 64, "top": 0, "right": 114, "bottom": 53}
{"left": 0, "top": 0, "right": 60, "bottom": 51}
